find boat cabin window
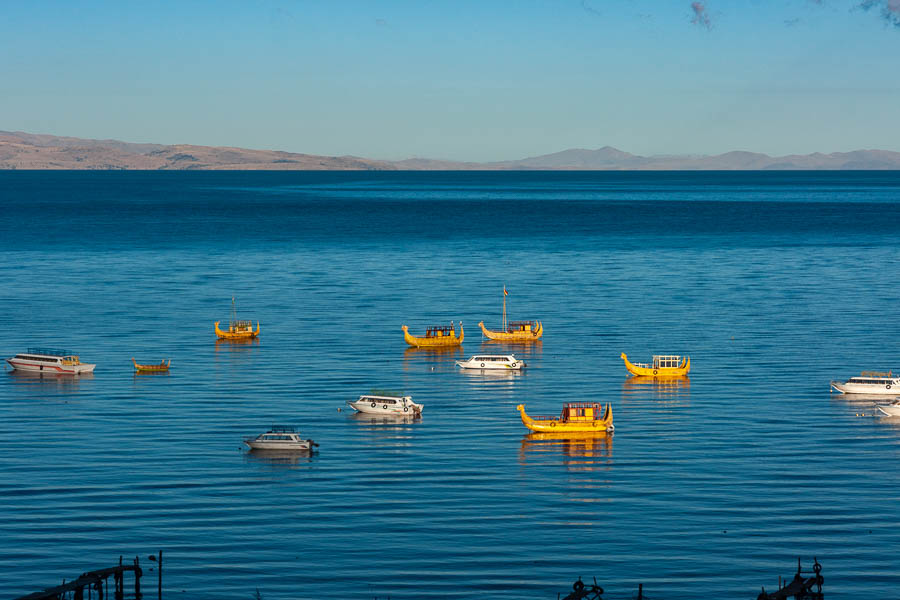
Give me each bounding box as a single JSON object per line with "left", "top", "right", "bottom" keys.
{"left": 653, "top": 356, "right": 681, "bottom": 369}
{"left": 18, "top": 355, "right": 59, "bottom": 363}
{"left": 362, "top": 397, "right": 397, "bottom": 404}
{"left": 425, "top": 325, "right": 454, "bottom": 338}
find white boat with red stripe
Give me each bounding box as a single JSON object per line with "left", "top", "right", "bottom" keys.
{"left": 6, "top": 348, "right": 96, "bottom": 375}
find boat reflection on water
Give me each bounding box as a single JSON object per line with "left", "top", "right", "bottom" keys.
{"left": 458, "top": 367, "right": 524, "bottom": 379}
{"left": 478, "top": 339, "right": 542, "bottom": 358}
{"left": 215, "top": 337, "right": 260, "bottom": 352}
{"left": 244, "top": 448, "right": 316, "bottom": 467}
{"left": 403, "top": 345, "right": 463, "bottom": 372}
{"left": 519, "top": 432, "right": 612, "bottom": 471}
{"left": 347, "top": 411, "right": 421, "bottom": 427}
{"left": 7, "top": 369, "right": 93, "bottom": 390}
{"left": 621, "top": 375, "right": 690, "bottom": 406}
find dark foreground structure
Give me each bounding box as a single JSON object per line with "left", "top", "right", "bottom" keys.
{"left": 558, "top": 557, "right": 823, "bottom": 600}
{"left": 15, "top": 553, "right": 163, "bottom": 600}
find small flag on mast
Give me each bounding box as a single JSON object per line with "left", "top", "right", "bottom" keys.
{"left": 504, "top": 286, "right": 508, "bottom": 296}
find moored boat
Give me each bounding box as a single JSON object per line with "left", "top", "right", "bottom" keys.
{"left": 402, "top": 322, "right": 463, "bottom": 348}
{"left": 132, "top": 358, "right": 171, "bottom": 372}
{"left": 831, "top": 371, "right": 898, "bottom": 395}
{"left": 478, "top": 287, "right": 542, "bottom": 341}
{"left": 243, "top": 426, "right": 317, "bottom": 451}
{"left": 215, "top": 297, "right": 260, "bottom": 340}
{"left": 347, "top": 391, "right": 423, "bottom": 416}
{"left": 516, "top": 402, "right": 613, "bottom": 433}
{"left": 456, "top": 354, "right": 524, "bottom": 370}
{"left": 6, "top": 348, "right": 96, "bottom": 375}
{"left": 621, "top": 353, "right": 690, "bottom": 377}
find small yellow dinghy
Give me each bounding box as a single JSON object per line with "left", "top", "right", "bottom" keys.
{"left": 621, "top": 353, "right": 690, "bottom": 377}
{"left": 215, "top": 297, "right": 260, "bottom": 340}
{"left": 402, "top": 322, "right": 463, "bottom": 348}
{"left": 478, "top": 287, "right": 542, "bottom": 341}
{"left": 517, "top": 402, "right": 613, "bottom": 433}
{"left": 132, "top": 358, "right": 171, "bottom": 372}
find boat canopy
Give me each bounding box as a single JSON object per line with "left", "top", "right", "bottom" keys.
{"left": 26, "top": 347, "right": 72, "bottom": 357}
{"left": 861, "top": 370, "right": 892, "bottom": 377}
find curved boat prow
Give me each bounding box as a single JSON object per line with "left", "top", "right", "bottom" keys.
{"left": 459, "top": 321, "right": 464, "bottom": 343}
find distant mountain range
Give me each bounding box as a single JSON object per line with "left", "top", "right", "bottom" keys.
{"left": 2, "top": 131, "right": 900, "bottom": 170}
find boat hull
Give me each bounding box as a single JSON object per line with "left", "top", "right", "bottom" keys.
{"left": 402, "top": 324, "right": 463, "bottom": 348}
{"left": 6, "top": 358, "right": 95, "bottom": 375}
{"left": 478, "top": 321, "right": 543, "bottom": 341}
{"left": 456, "top": 360, "right": 524, "bottom": 370}
{"left": 244, "top": 439, "right": 313, "bottom": 451}
{"left": 831, "top": 380, "right": 898, "bottom": 395}
{"left": 620, "top": 353, "right": 690, "bottom": 377}
{"left": 516, "top": 403, "right": 614, "bottom": 433}
{"left": 215, "top": 321, "right": 260, "bottom": 340}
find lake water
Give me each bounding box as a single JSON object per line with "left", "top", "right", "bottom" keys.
{"left": 1, "top": 171, "right": 900, "bottom": 599}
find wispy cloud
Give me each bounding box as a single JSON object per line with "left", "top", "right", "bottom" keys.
{"left": 857, "top": 0, "right": 900, "bottom": 27}
{"left": 690, "top": 2, "right": 712, "bottom": 29}
{"left": 581, "top": 0, "right": 602, "bottom": 18}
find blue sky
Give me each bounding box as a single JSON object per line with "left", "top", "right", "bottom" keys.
{"left": 2, "top": 0, "right": 899, "bottom": 161}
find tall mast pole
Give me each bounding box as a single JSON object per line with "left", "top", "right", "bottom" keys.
{"left": 502, "top": 285, "right": 507, "bottom": 331}
{"left": 232, "top": 296, "right": 236, "bottom": 326}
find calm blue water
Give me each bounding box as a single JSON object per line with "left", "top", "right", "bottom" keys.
{"left": 1, "top": 171, "right": 900, "bottom": 599}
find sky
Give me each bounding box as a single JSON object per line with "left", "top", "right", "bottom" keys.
{"left": 2, "top": 0, "right": 899, "bottom": 161}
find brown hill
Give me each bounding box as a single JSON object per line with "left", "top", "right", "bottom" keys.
{"left": 2, "top": 131, "right": 899, "bottom": 170}
{"left": 0, "top": 131, "right": 393, "bottom": 170}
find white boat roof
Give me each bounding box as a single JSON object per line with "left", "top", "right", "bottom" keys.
{"left": 19, "top": 348, "right": 75, "bottom": 358}
{"left": 358, "top": 394, "right": 410, "bottom": 400}
{"left": 468, "top": 354, "right": 515, "bottom": 359}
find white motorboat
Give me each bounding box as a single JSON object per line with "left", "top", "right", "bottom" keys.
{"left": 6, "top": 348, "right": 96, "bottom": 375}
{"left": 876, "top": 400, "right": 900, "bottom": 417}
{"left": 347, "top": 393, "right": 422, "bottom": 416}
{"left": 830, "top": 371, "right": 898, "bottom": 395}
{"left": 243, "top": 426, "right": 317, "bottom": 451}
{"left": 456, "top": 354, "right": 524, "bottom": 370}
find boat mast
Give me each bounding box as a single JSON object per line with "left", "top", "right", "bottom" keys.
{"left": 231, "top": 296, "right": 236, "bottom": 327}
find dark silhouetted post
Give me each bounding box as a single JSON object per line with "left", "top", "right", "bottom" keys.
{"left": 158, "top": 550, "right": 162, "bottom": 600}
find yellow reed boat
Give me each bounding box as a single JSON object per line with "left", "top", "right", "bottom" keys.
{"left": 621, "top": 353, "right": 690, "bottom": 377}
{"left": 516, "top": 402, "right": 614, "bottom": 433}
{"left": 132, "top": 358, "right": 171, "bottom": 372}
{"left": 478, "top": 320, "right": 542, "bottom": 342}
{"left": 402, "top": 322, "right": 463, "bottom": 348}
{"left": 478, "top": 287, "right": 542, "bottom": 341}
{"left": 215, "top": 298, "right": 260, "bottom": 340}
